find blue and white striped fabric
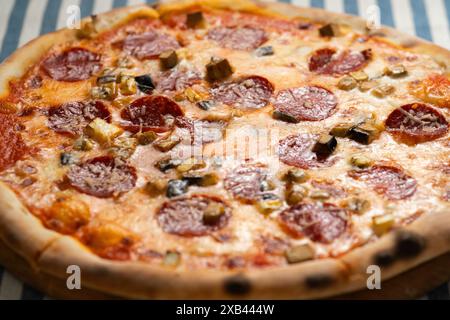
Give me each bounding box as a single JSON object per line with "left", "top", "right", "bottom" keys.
{"left": 0, "top": 0, "right": 449, "bottom": 300}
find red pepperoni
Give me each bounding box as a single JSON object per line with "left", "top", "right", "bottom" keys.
{"left": 41, "top": 48, "right": 102, "bottom": 82}
{"left": 273, "top": 86, "right": 337, "bottom": 122}
{"left": 175, "top": 117, "right": 224, "bottom": 145}
{"left": 120, "top": 96, "right": 183, "bottom": 133}
{"left": 156, "top": 68, "right": 202, "bottom": 92}
{"left": 309, "top": 48, "right": 371, "bottom": 76}
{"left": 308, "top": 48, "right": 335, "bottom": 72}
{"left": 211, "top": 76, "right": 274, "bottom": 109}
{"left": 0, "top": 113, "right": 29, "bottom": 172}
{"left": 224, "top": 164, "right": 268, "bottom": 203}
{"left": 385, "top": 103, "right": 448, "bottom": 145}
{"left": 207, "top": 27, "right": 268, "bottom": 51}
{"left": 66, "top": 156, "right": 137, "bottom": 198}
{"left": 157, "top": 195, "right": 231, "bottom": 237}
{"left": 47, "top": 101, "right": 110, "bottom": 136}
{"left": 278, "top": 134, "right": 338, "bottom": 169}
{"left": 279, "top": 202, "right": 348, "bottom": 244}
{"left": 348, "top": 165, "right": 417, "bottom": 200}
{"left": 116, "top": 31, "right": 180, "bottom": 60}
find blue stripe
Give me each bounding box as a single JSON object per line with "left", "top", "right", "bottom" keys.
{"left": 377, "top": 0, "right": 395, "bottom": 27}
{"left": 113, "top": 0, "right": 127, "bottom": 8}
{"left": 40, "top": 0, "right": 62, "bottom": 35}
{"left": 0, "top": 0, "right": 30, "bottom": 62}
{"left": 310, "top": 0, "right": 325, "bottom": 8}
{"left": 410, "top": 0, "right": 433, "bottom": 41}
{"left": 446, "top": 0, "right": 450, "bottom": 30}
{"left": 344, "top": 0, "right": 359, "bottom": 15}
{"left": 21, "top": 285, "right": 44, "bottom": 300}
{"left": 80, "top": 0, "right": 95, "bottom": 18}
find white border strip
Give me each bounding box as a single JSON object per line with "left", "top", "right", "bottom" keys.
{"left": 93, "top": 0, "right": 114, "bottom": 15}
{"left": 0, "top": 0, "right": 16, "bottom": 50}
{"left": 424, "top": 0, "right": 450, "bottom": 49}
{"left": 391, "top": 0, "right": 415, "bottom": 36}
{"left": 19, "top": 0, "right": 49, "bottom": 47}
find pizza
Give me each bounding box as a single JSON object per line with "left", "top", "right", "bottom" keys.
{"left": 0, "top": 0, "right": 449, "bottom": 299}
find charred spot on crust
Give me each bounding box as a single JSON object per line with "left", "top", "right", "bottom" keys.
{"left": 373, "top": 231, "right": 425, "bottom": 266}
{"left": 305, "top": 274, "right": 334, "bottom": 289}
{"left": 373, "top": 250, "right": 395, "bottom": 267}
{"left": 394, "top": 230, "right": 425, "bottom": 259}
{"left": 223, "top": 274, "right": 251, "bottom": 295}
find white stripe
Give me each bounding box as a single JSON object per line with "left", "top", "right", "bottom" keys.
{"left": 391, "top": 0, "right": 415, "bottom": 36}
{"left": 325, "top": 0, "right": 344, "bottom": 13}
{"left": 93, "top": 0, "right": 114, "bottom": 15}
{"left": 0, "top": 272, "right": 23, "bottom": 300}
{"left": 292, "top": 0, "right": 311, "bottom": 8}
{"left": 127, "top": 0, "right": 146, "bottom": 6}
{"left": 18, "top": 0, "right": 48, "bottom": 47}
{"left": 57, "top": 0, "right": 81, "bottom": 30}
{"left": 358, "top": 0, "right": 377, "bottom": 17}
{"left": 0, "top": 0, "right": 15, "bottom": 50}
{"left": 424, "top": 0, "right": 450, "bottom": 49}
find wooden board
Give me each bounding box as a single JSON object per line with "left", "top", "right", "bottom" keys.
{"left": 0, "top": 238, "right": 449, "bottom": 299}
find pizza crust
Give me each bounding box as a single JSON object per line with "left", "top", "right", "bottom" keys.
{"left": 0, "top": 0, "right": 449, "bottom": 299}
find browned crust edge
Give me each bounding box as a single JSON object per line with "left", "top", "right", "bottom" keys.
{"left": 0, "top": 0, "right": 449, "bottom": 299}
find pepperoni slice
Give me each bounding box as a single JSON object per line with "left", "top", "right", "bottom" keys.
{"left": 309, "top": 48, "right": 371, "bottom": 76}
{"left": 0, "top": 113, "right": 29, "bottom": 172}
{"left": 385, "top": 103, "right": 448, "bottom": 145}
{"left": 224, "top": 164, "right": 268, "bottom": 203}
{"left": 66, "top": 156, "right": 137, "bottom": 198}
{"left": 120, "top": 96, "right": 183, "bottom": 133}
{"left": 41, "top": 48, "right": 102, "bottom": 82}
{"left": 348, "top": 165, "right": 417, "bottom": 200}
{"left": 308, "top": 48, "right": 335, "bottom": 72}
{"left": 278, "top": 134, "right": 337, "bottom": 169}
{"left": 47, "top": 101, "right": 110, "bottom": 136}
{"left": 157, "top": 195, "right": 231, "bottom": 237}
{"left": 156, "top": 69, "right": 202, "bottom": 92}
{"left": 278, "top": 202, "right": 348, "bottom": 244}
{"left": 273, "top": 86, "right": 337, "bottom": 122}
{"left": 175, "top": 117, "right": 224, "bottom": 145}
{"left": 207, "top": 27, "right": 268, "bottom": 51}
{"left": 116, "top": 31, "right": 180, "bottom": 60}
{"left": 211, "top": 76, "right": 274, "bottom": 109}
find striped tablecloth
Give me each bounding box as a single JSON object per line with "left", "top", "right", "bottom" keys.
{"left": 0, "top": 0, "right": 449, "bottom": 300}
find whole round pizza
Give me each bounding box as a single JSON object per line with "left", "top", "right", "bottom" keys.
{"left": 0, "top": 0, "right": 449, "bottom": 299}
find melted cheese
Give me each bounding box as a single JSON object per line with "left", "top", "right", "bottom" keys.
{"left": 0, "top": 9, "right": 449, "bottom": 270}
